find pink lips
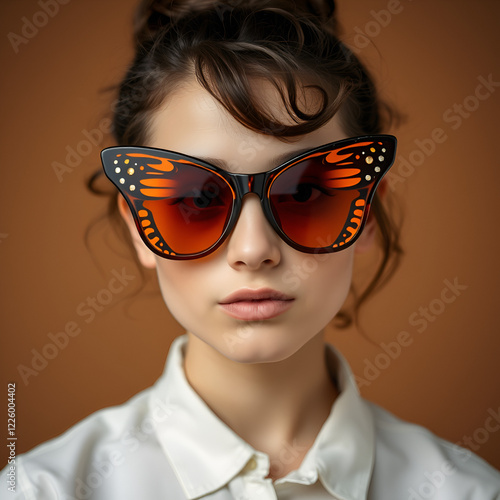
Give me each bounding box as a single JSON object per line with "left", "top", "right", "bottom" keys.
{"left": 218, "top": 288, "right": 295, "bottom": 321}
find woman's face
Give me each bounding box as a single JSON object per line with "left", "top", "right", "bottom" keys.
{"left": 122, "top": 78, "right": 361, "bottom": 364}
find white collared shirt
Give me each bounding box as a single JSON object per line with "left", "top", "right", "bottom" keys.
{"left": 2, "top": 334, "right": 499, "bottom": 499}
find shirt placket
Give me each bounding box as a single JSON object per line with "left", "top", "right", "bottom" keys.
{"left": 228, "top": 452, "right": 278, "bottom": 500}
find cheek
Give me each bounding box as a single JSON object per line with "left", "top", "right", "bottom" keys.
{"left": 153, "top": 260, "right": 207, "bottom": 328}
{"left": 294, "top": 249, "right": 355, "bottom": 315}
{"left": 319, "top": 251, "right": 353, "bottom": 295}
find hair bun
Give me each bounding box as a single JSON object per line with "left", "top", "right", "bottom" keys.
{"left": 133, "top": 0, "right": 208, "bottom": 43}
{"left": 301, "top": 0, "right": 337, "bottom": 25}
{"left": 134, "top": 0, "right": 338, "bottom": 43}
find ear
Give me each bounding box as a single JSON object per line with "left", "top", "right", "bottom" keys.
{"left": 117, "top": 196, "right": 157, "bottom": 269}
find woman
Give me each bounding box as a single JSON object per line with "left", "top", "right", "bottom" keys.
{"left": 2, "top": 0, "right": 499, "bottom": 498}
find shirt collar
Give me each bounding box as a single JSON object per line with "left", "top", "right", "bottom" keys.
{"left": 149, "top": 334, "right": 375, "bottom": 500}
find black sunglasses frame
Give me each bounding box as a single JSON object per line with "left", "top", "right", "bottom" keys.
{"left": 101, "top": 134, "right": 397, "bottom": 260}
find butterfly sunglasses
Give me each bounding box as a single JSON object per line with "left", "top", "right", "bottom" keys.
{"left": 101, "top": 135, "right": 397, "bottom": 260}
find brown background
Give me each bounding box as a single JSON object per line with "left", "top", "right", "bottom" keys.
{"left": 1, "top": 0, "right": 499, "bottom": 470}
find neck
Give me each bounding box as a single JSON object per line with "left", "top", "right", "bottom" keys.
{"left": 183, "top": 330, "right": 338, "bottom": 475}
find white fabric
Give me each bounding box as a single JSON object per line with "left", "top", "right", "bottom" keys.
{"left": 1, "top": 334, "right": 499, "bottom": 499}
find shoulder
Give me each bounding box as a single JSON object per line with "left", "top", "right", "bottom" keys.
{"left": 0, "top": 386, "right": 183, "bottom": 499}
{"left": 364, "top": 400, "right": 500, "bottom": 499}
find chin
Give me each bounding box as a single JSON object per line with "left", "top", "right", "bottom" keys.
{"left": 218, "top": 328, "right": 303, "bottom": 364}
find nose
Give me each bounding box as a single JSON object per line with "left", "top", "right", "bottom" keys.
{"left": 226, "top": 194, "right": 282, "bottom": 271}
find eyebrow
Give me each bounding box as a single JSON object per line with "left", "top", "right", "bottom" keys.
{"left": 197, "top": 146, "right": 316, "bottom": 173}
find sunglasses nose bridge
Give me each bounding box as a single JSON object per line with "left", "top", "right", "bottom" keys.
{"left": 233, "top": 173, "right": 266, "bottom": 200}
{"left": 231, "top": 173, "right": 273, "bottom": 231}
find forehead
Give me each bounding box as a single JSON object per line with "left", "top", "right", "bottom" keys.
{"left": 147, "top": 78, "right": 347, "bottom": 174}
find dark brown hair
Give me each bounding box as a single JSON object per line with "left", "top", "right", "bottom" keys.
{"left": 89, "top": 0, "right": 402, "bottom": 327}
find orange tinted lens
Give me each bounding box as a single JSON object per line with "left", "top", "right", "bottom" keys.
{"left": 269, "top": 158, "right": 365, "bottom": 249}
{"left": 140, "top": 166, "right": 234, "bottom": 255}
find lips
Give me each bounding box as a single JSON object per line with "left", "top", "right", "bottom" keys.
{"left": 218, "top": 288, "right": 295, "bottom": 321}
